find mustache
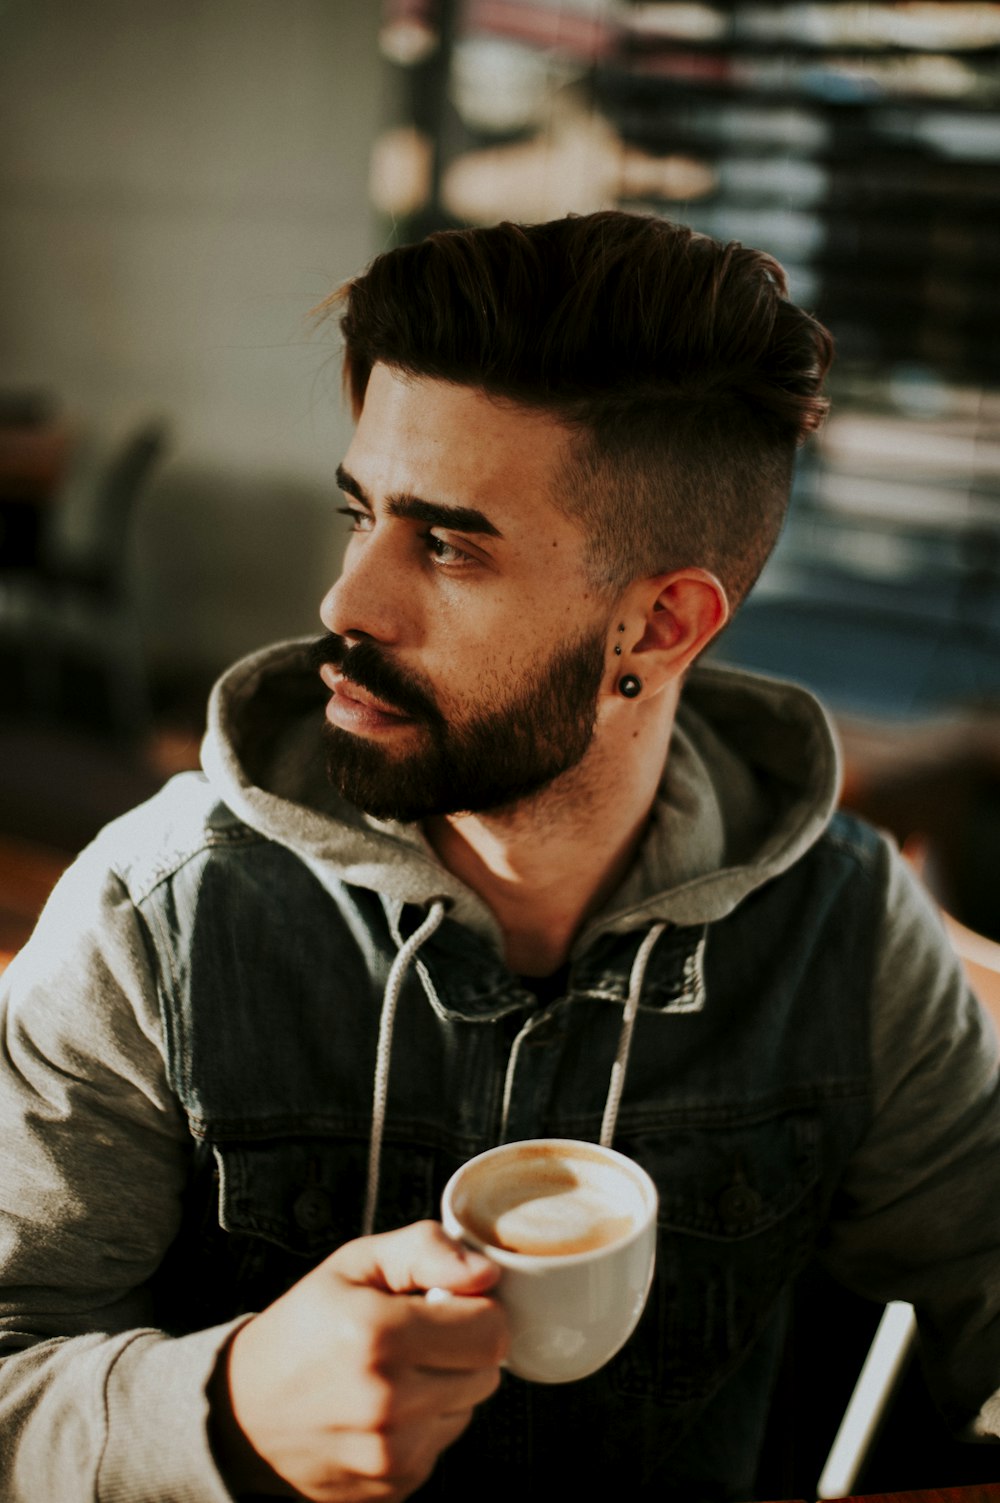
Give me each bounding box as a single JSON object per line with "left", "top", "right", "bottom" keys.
{"left": 307, "top": 633, "right": 445, "bottom": 728}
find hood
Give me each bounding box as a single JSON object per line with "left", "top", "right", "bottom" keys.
{"left": 201, "top": 637, "right": 841, "bottom": 954}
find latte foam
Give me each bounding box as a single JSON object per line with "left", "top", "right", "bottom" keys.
{"left": 454, "top": 1144, "right": 644, "bottom": 1258}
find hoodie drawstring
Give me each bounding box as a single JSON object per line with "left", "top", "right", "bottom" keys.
{"left": 362, "top": 911, "right": 666, "bottom": 1234}
{"left": 362, "top": 900, "right": 446, "bottom": 1237}
{"left": 498, "top": 1020, "right": 529, "bottom": 1143}
{"left": 499, "top": 922, "right": 668, "bottom": 1148}
{"left": 600, "top": 922, "right": 667, "bottom": 1147}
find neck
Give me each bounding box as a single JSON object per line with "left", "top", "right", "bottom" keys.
{"left": 424, "top": 688, "right": 679, "bottom": 976}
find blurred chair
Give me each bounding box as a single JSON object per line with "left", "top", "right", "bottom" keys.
{"left": 0, "top": 420, "right": 168, "bottom": 736}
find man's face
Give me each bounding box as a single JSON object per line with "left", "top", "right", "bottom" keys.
{"left": 316, "top": 364, "right": 614, "bottom": 822}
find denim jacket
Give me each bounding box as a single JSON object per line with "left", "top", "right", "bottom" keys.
{"left": 0, "top": 643, "right": 998, "bottom": 1502}
{"left": 146, "top": 800, "right": 882, "bottom": 1500}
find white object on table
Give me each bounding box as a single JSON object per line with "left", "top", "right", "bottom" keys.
{"left": 817, "top": 1300, "right": 918, "bottom": 1500}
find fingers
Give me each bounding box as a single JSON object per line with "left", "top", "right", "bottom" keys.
{"left": 335, "top": 1220, "right": 499, "bottom": 1299}
{"left": 307, "top": 1295, "right": 504, "bottom": 1431}
{"left": 378, "top": 1349, "right": 503, "bottom": 1427}
{"left": 319, "top": 1279, "right": 506, "bottom": 1381}
{"left": 264, "top": 1348, "right": 499, "bottom": 1501}
{"left": 330, "top": 1222, "right": 508, "bottom": 1369}
{"left": 396, "top": 1289, "right": 508, "bottom": 1372}
{"left": 216, "top": 1222, "right": 508, "bottom": 1503}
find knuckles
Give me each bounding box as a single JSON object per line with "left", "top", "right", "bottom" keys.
{"left": 350, "top": 1427, "right": 440, "bottom": 1489}
{"left": 334, "top": 1286, "right": 409, "bottom": 1364}
{"left": 353, "top": 1370, "right": 406, "bottom": 1433}
{"left": 355, "top": 1430, "right": 410, "bottom": 1479}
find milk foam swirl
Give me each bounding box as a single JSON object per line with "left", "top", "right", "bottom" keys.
{"left": 455, "top": 1144, "right": 644, "bottom": 1258}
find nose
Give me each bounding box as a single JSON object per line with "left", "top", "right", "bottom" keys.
{"left": 320, "top": 531, "right": 404, "bottom": 645}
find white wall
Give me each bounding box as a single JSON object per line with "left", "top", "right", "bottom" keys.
{"left": 0, "top": 0, "right": 384, "bottom": 677}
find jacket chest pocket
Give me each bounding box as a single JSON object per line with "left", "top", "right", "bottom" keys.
{"left": 609, "top": 1110, "right": 821, "bottom": 1404}
{"left": 219, "top": 1134, "right": 443, "bottom": 1242}
{"left": 159, "top": 1135, "right": 442, "bottom": 1328}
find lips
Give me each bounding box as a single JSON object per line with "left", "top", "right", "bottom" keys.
{"left": 310, "top": 631, "right": 446, "bottom": 732}
{"left": 319, "top": 663, "right": 416, "bottom": 731}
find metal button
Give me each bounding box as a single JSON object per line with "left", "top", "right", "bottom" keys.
{"left": 293, "top": 1186, "right": 333, "bottom": 1232}
{"left": 716, "top": 1184, "right": 763, "bottom": 1225}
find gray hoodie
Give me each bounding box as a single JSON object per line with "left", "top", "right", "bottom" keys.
{"left": 0, "top": 641, "right": 998, "bottom": 1501}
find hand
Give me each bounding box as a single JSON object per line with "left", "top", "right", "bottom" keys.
{"left": 209, "top": 1220, "right": 507, "bottom": 1501}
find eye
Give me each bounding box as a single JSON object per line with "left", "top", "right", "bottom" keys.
{"left": 421, "top": 530, "right": 474, "bottom": 567}
{"left": 337, "top": 506, "right": 372, "bottom": 533}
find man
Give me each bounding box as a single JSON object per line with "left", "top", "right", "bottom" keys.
{"left": 1, "top": 212, "right": 998, "bottom": 1502}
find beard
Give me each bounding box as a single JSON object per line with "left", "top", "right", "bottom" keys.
{"left": 309, "top": 628, "right": 607, "bottom": 822}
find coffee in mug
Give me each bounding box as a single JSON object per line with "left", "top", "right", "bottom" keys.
{"left": 441, "top": 1138, "right": 657, "bottom": 1384}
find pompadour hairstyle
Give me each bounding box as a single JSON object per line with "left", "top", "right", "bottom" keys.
{"left": 326, "top": 211, "right": 834, "bottom": 607}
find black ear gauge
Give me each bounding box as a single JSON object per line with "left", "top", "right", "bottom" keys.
{"left": 618, "top": 675, "right": 642, "bottom": 699}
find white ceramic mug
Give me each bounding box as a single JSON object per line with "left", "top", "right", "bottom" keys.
{"left": 440, "top": 1137, "right": 657, "bottom": 1384}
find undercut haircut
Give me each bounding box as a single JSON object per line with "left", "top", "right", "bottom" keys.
{"left": 326, "top": 211, "right": 833, "bottom": 608}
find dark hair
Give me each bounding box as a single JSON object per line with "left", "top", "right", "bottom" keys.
{"left": 326, "top": 211, "right": 833, "bottom": 606}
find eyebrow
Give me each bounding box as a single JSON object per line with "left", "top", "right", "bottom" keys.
{"left": 336, "top": 464, "right": 503, "bottom": 539}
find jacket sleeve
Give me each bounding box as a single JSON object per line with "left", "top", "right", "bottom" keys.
{"left": 819, "top": 836, "right": 1000, "bottom": 1440}
{"left": 0, "top": 840, "right": 241, "bottom": 1502}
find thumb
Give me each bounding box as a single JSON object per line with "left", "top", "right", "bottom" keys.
{"left": 334, "top": 1220, "right": 500, "bottom": 1297}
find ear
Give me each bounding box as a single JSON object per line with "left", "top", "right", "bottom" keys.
{"left": 624, "top": 569, "right": 729, "bottom": 689}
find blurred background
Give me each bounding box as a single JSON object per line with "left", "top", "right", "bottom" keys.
{"left": 3, "top": 0, "right": 1000, "bottom": 973}
{"left": 0, "top": 0, "right": 384, "bottom": 844}
{"left": 1, "top": 2, "right": 1000, "bottom": 1492}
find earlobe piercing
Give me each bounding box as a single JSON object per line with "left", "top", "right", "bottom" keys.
{"left": 618, "top": 674, "right": 642, "bottom": 698}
